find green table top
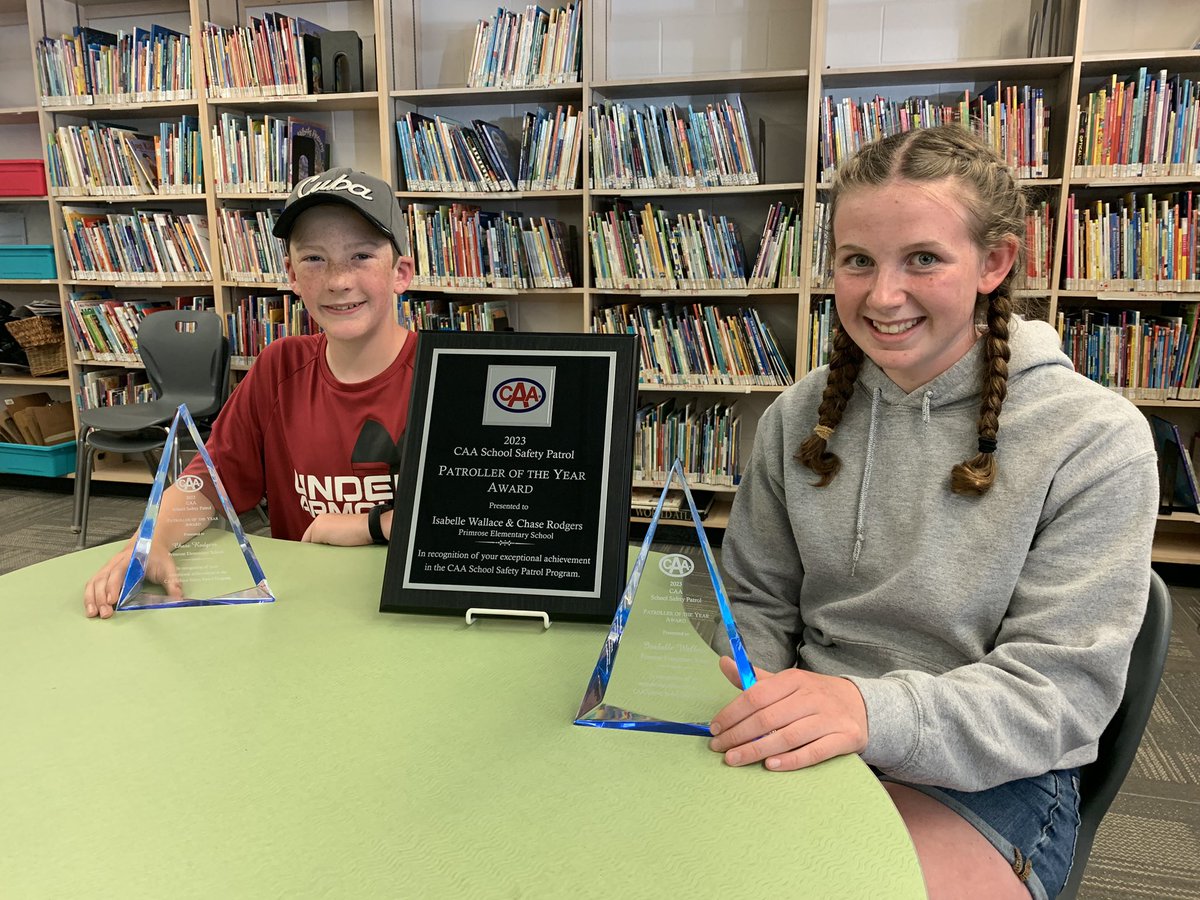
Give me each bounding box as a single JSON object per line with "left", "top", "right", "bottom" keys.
{"left": 0, "top": 537, "right": 923, "bottom": 899}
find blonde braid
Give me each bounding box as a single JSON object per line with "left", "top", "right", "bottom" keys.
{"left": 796, "top": 324, "right": 864, "bottom": 485}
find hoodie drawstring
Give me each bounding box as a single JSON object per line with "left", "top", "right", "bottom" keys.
{"left": 852, "top": 387, "right": 881, "bottom": 575}
{"left": 922, "top": 390, "right": 932, "bottom": 425}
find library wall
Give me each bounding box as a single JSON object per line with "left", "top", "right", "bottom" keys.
{"left": 0, "top": 23, "right": 35, "bottom": 106}
{"left": 411, "top": 0, "right": 487, "bottom": 87}
{"left": 602, "top": 0, "right": 807, "bottom": 78}
{"left": 823, "top": 0, "right": 1028, "bottom": 67}
{"left": 1083, "top": 0, "right": 1199, "bottom": 53}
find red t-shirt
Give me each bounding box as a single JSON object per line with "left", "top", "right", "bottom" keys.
{"left": 187, "top": 331, "right": 417, "bottom": 540}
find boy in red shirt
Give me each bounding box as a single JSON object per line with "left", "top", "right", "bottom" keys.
{"left": 84, "top": 169, "right": 415, "bottom": 618}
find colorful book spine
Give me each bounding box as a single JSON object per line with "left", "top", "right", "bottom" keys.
{"left": 466, "top": 3, "right": 582, "bottom": 88}
{"left": 1057, "top": 304, "right": 1200, "bottom": 400}
{"left": 632, "top": 396, "right": 741, "bottom": 486}
{"left": 1063, "top": 191, "right": 1199, "bottom": 291}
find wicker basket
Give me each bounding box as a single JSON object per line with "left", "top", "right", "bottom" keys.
{"left": 5, "top": 316, "right": 68, "bottom": 376}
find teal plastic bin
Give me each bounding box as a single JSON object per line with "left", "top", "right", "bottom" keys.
{"left": 0, "top": 440, "right": 77, "bottom": 476}
{"left": 0, "top": 245, "right": 56, "bottom": 279}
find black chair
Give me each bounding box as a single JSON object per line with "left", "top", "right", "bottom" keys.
{"left": 71, "top": 310, "right": 230, "bottom": 548}
{"left": 1057, "top": 570, "right": 1173, "bottom": 899}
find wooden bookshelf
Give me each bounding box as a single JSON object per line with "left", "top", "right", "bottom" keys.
{"left": 3, "top": 0, "right": 1198, "bottom": 558}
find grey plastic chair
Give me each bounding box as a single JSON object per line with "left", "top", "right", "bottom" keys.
{"left": 1057, "top": 570, "right": 1173, "bottom": 899}
{"left": 71, "top": 310, "right": 230, "bottom": 548}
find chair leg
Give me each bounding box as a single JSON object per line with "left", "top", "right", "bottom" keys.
{"left": 70, "top": 427, "right": 90, "bottom": 534}
{"left": 76, "top": 445, "right": 97, "bottom": 550}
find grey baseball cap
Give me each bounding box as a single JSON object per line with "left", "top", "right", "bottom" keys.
{"left": 273, "top": 167, "right": 405, "bottom": 254}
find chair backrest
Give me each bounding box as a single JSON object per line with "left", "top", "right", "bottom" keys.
{"left": 1057, "top": 570, "right": 1172, "bottom": 899}
{"left": 137, "top": 310, "right": 230, "bottom": 421}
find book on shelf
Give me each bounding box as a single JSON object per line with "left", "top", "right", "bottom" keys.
{"left": 398, "top": 295, "right": 515, "bottom": 333}
{"left": 212, "top": 112, "right": 291, "bottom": 192}
{"left": 1073, "top": 69, "right": 1200, "bottom": 179}
{"left": 1056, "top": 304, "right": 1200, "bottom": 401}
{"left": 629, "top": 487, "right": 715, "bottom": 521}
{"left": 818, "top": 83, "right": 1050, "bottom": 181}
{"left": 61, "top": 207, "right": 212, "bottom": 282}
{"left": 1062, "top": 191, "right": 1198, "bottom": 292}
{"left": 201, "top": 13, "right": 316, "bottom": 99}
{"left": 225, "top": 293, "right": 319, "bottom": 362}
{"left": 473, "top": 120, "right": 520, "bottom": 189}
{"left": 589, "top": 98, "right": 759, "bottom": 190}
{"left": 593, "top": 302, "right": 793, "bottom": 387}
{"left": 404, "top": 202, "right": 576, "bottom": 289}
{"left": 66, "top": 289, "right": 174, "bottom": 362}
{"left": 749, "top": 201, "right": 804, "bottom": 289}
{"left": 34, "top": 24, "right": 193, "bottom": 105}
{"left": 633, "top": 396, "right": 741, "bottom": 487}
{"left": 588, "top": 200, "right": 749, "bottom": 290}
{"left": 287, "top": 118, "right": 329, "bottom": 186}
{"left": 216, "top": 208, "right": 288, "bottom": 283}
{"left": 396, "top": 114, "right": 526, "bottom": 193}
{"left": 77, "top": 366, "right": 154, "bottom": 410}
{"left": 466, "top": 3, "right": 583, "bottom": 89}
{"left": 46, "top": 120, "right": 201, "bottom": 196}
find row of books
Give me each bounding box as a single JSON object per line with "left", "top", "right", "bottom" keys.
{"left": 35, "top": 25, "right": 193, "bottom": 104}
{"left": 1057, "top": 305, "right": 1200, "bottom": 400}
{"left": 1074, "top": 70, "right": 1200, "bottom": 178}
{"left": 1062, "top": 192, "right": 1199, "bottom": 291}
{"left": 818, "top": 86, "right": 1051, "bottom": 180}
{"left": 587, "top": 202, "right": 749, "bottom": 290}
{"left": 61, "top": 208, "right": 212, "bottom": 282}
{"left": 808, "top": 198, "right": 1056, "bottom": 290}
{"left": 225, "top": 294, "right": 318, "bottom": 364}
{"left": 751, "top": 201, "right": 804, "bottom": 289}
{"left": 46, "top": 119, "right": 203, "bottom": 196}
{"left": 201, "top": 14, "right": 324, "bottom": 98}
{"left": 592, "top": 302, "right": 793, "bottom": 387}
{"left": 633, "top": 398, "right": 741, "bottom": 487}
{"left": 77, "top": 367, "right": 155, "bottom": 410}
{"left": 211, "top": 113, "right": 329, "bottom": 193}
{"left": 808, "top": 296, "right": 836, "bottom": 371}
{"left": 397, "top": 107, "right": 581, "bottom": 192}
{"left": 397, "top": 297, "right": 512, "bottom": 333}
{"left": 405, "top": 204, "right": 576, "bottom": 289}
{"left": 588, "top": 99, "right": 759, "bottom": 190}
{"left": 64, "top": 289, "right": 173, "bottom": 362}
{"left": 216, "top": 208, "right": 288, "bottom": 283}
{"left": 466, "top": 3, "right": 583, "bottom": 89}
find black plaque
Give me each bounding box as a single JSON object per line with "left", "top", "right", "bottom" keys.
{"left": 381, "top": 332, "right": 637, "bottom": 620}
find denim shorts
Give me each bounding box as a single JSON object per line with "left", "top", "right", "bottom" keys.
{"left": 881, "top": 768, "right": 1080, "bottom": 900}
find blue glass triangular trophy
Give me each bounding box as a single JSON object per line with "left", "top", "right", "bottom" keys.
{"left": 116, "top": 403, "right": 274, "bottom": 611}
{"left": 575, "top": 459, "right": 756, "bottom": 735}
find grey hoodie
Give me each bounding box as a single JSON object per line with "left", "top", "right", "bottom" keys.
{"left": 722, "top": 316, "right": 1159, "bottom": 791}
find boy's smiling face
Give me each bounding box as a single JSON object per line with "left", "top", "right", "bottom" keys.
{"left": 284, "top": 203, "right": 412, "bottom": 348}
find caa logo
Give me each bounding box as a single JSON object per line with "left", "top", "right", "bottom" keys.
{"left": 658, "top": 554, "right": 694, "bottom": 578}
{"left": 175, "top": 474, "right": 204, "bottom": 493}
{"left": 492, "top": 378, "right": 546, "bottom": 413}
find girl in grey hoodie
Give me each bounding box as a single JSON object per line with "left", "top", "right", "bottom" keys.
{"left": 709, "top": 125, "right": 1158, "bottom": 900}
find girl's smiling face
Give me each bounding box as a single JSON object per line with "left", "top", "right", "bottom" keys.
{"left": 832, "top": 178, "right": 1018, "bottom": 393}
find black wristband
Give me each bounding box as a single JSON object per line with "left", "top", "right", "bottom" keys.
{"left": 367, "top": 503, "right": 390, "bottom": 545}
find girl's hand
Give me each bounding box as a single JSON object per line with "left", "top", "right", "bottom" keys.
{"left": 709, "top": 657, "right": 869, "bottom": 771}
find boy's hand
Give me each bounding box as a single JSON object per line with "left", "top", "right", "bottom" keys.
{"left": 708, "top": 656, "right": 869, "bottom": 772}
{"left": 301, "top": 512, "right": 377, "bottom": 546}
{"left": 83, "top": 539, "right": 182, "bottom": 619}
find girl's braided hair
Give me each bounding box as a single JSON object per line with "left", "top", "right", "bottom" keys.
{"left": 797, "top": 124, "right": 1026, "bottom": 495}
